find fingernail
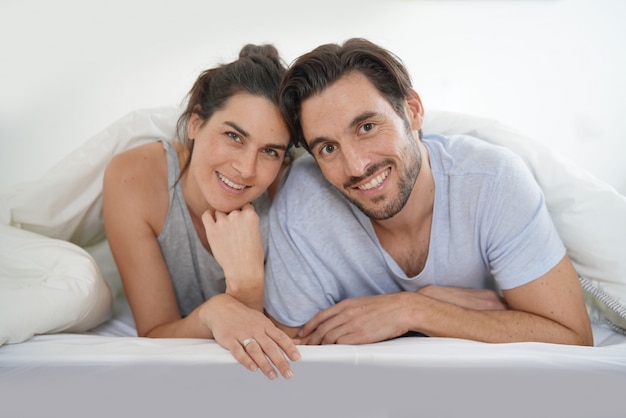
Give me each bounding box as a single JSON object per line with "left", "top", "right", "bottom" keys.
{"left": 249, "top": 363, "right": 258, "bottom": 371}
{"left": 285, "top": 370, "right": 294, "bottom": 380}
{"left": 292, "top": 351, "right": 301, "bottom": 361}
{"left": 269, "top": 371, "right": 278, "bottom": 381}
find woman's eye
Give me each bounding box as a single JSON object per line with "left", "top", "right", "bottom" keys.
{"left": 227, "top": 132, "right": 242, "bottom": 143}
{"left": 262, "top": 148, "right": 279, "bottom": 158}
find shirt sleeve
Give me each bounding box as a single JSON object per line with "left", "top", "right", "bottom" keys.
{"left": 482, "top": 155, "right": 566, "bottom": 289}
{"left": 263, "top": 160, "right": 338, "bottom": 327}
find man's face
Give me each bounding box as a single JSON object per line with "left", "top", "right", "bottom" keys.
{"left": 300, "top": 72, "right": 423, "bottom": 220}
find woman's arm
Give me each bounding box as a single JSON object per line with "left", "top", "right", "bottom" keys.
{"left": 103, "top": 146, "right": 299, "bottom": 379}
{"left": 202, "top": 204, "right": 265, "bottom": 311}
{"left": 103, "top": 145, "right": 190, "bottom": 338}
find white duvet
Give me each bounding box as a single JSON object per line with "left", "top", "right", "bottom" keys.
{"left": 1, "top": 107, "right": 625, "bottom": 345}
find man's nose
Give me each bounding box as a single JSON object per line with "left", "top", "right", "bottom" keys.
{"left": 342, "top": 141, "right": 371, "bottom": 178}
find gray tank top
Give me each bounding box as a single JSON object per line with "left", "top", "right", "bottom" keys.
{"left": 157, "top": 140, "right": 271, "bottom": 317}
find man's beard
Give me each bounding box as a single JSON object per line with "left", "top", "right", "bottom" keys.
{"left": 341, "top": 128, "right": 422, "bottom": 221}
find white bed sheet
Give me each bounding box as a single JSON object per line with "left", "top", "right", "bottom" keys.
{"left": 1, "top": 296, "right": 625, "bottom": 418}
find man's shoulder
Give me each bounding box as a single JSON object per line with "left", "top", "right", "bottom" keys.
{"left": 424, "top": 133, "right": 522, "bottom": 177}
{"left": 279, "top": 154, "right": 334, "bottom": 195}
{"left": 274, "top": 154, "right": 342, "bottom": 211}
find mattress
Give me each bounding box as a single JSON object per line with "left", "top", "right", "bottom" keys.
{"left": 1, "top": 295, "right": 625, "bottom": 418}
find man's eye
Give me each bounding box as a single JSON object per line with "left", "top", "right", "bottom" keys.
{"left": 320, "top": 144, "right": 336, "bottom": 155}
{"left": 359, "top": 123, "right": 374, "bottom": 134}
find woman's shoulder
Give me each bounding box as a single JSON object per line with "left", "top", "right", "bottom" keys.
{"left": 103, "top": 141, "right": 172, "bottom": 228}
{"left": 105, "top": 141, "right": 169, "bottom": 185}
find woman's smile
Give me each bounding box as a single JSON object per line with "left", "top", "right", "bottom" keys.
{"left": 217, "top": 171, "right": 249, "bottom": 193}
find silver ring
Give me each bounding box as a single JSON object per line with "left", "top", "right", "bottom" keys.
{"left": 242, "top": 338, "right": 257, "bottom": 349}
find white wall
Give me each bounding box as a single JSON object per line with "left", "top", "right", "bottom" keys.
{"left": 1, "top": 0, "right": 625, "bottom": 194}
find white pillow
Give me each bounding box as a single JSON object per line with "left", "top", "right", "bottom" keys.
{"left": 0, "top": 106, "right": 180, "bottom": 247}
{"left": 423, "top": 110, "right": 626, "bottom": 334}
{"left": 0, "top": 106, "right": 180, "bottom": 344}
{"left": 0, "top": 224, "right": 112, "bottom": 345}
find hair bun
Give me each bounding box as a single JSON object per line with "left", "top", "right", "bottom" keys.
{"left": 238, "top": 44, "right": 285, "bottom": 71}
{"left": 239, "top": 44, "right": 279, "bottom": 60}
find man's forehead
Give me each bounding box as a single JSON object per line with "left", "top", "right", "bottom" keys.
{"left": 301, "top": 74, "right": 383, "bottom": 122}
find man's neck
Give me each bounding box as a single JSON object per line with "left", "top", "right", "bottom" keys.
{"left": 372, "top": 142, "right": 434, "bottom": 235}
{"left": 370, "top": 143, "right": 434, "bottom": 277}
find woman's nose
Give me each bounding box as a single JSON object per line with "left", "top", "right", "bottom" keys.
{"left": 233, "top": 150, "right": 257, "bottom": 179}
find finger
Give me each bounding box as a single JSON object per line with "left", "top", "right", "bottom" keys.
{"left": 213, "top": 210, "right": 228, "bottom": 222}
{"left": 240, "top": 202, "right": 255, "bottom": 213}
{"left": 306, "top": 313, "right": 348, "bottom": 345}
{"left": 227, "top": 343, "right": 259, "bottom": 373}
{"left": 239, "top": 204, "right": 260, "bottom": 224}
{"left": 266, "top": 326, "right": 301, "bottom": 362}
{"left": 201, "top": 210, "right": 216, "bottom": 229}
{"left": 299, "top": 305, "right": 340, "bottom": 338}
{"left": 318, "top": 321, "right": 352, "bottom": 345}
{"left": 305, "top": 300, "right": 357, "bottom": 344}
{"left": 258, "top": 338, "right": 295, "bottom": 380}
{"left": 243, "top": 340, "right": 279, "bottom": 381}
{"left": 327, "top": 325, "right": 369, "bottom": 345}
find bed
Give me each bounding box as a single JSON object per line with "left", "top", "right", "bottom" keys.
{"left": 1, "top": 107, "right": 626, "bottom": 418}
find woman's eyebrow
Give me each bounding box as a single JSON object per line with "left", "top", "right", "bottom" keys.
{"left": 224, "top": 121, "right": 250, "bottom": 138}
{"left": 224, "top": 121, "right": 287, "bottom": 151}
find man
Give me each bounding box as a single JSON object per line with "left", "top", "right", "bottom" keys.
{"left": 264, "top": 38, "right": 592, "bottom": 346}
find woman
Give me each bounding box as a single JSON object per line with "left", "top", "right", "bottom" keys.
{"left": 103, "top": 44, "right": 300, "bottom": 381}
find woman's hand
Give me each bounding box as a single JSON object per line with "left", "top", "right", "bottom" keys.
{"left": 201, "top": 294, "right": 301, "bottom": 380}
{"left": 202, "top": 204, "right": 265, "bottom": 296}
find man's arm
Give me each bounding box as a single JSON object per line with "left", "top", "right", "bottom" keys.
{"left": 298, "top": 255, "right": 593, "bottom": 346}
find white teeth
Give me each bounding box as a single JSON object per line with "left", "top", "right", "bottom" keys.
{"left": 218, "top": 173, "right": 245, "bottom": 190}
{"left": 358, "top": 168, "right": 390, "bottom": 190}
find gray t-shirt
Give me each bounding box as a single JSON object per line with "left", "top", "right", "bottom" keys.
{"left": 264, "top": 133, "right": 565, "bottom": 327}
{"left": 157, "top": 140, "right": 270, "bottom": 317}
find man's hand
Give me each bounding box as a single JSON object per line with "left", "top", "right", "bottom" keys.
{"left": 298, "top": 293, "right": 414, "bottom": 345}
{"left": 298, "top": 287, "right": 507, "bottom": 346}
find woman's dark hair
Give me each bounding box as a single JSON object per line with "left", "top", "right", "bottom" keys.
{"left": 279, "top": 38, "right": 414, "bottom": 150}
{"left": 176, "top": 44, "right": 289, "bottom": 176}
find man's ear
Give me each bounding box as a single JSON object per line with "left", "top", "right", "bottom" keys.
{"left": 405, "top": 88, "right": 424, "bottom": 131}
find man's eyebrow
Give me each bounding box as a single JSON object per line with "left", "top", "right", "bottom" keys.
{"left": 307, "top": 135, "right": 330, "bottom": 151}
{"left": 224, "top": 121, "right": 287, "bottom": 151}
{"left": 350, "top": 111, "right": 378, "bottom": 129}
{"left": 307, "top": 111, "right": 378, "bottom": 151}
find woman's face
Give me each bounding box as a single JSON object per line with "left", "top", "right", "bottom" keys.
{"left": 186, "top": 93, "right": 290, "bottom": 213}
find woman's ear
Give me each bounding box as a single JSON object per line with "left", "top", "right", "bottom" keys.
{"left": 187, "top": 112, "right": 203, "bottom": 140}
{"left": 405, "top": 88, "right": 424, "bottom": 131}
